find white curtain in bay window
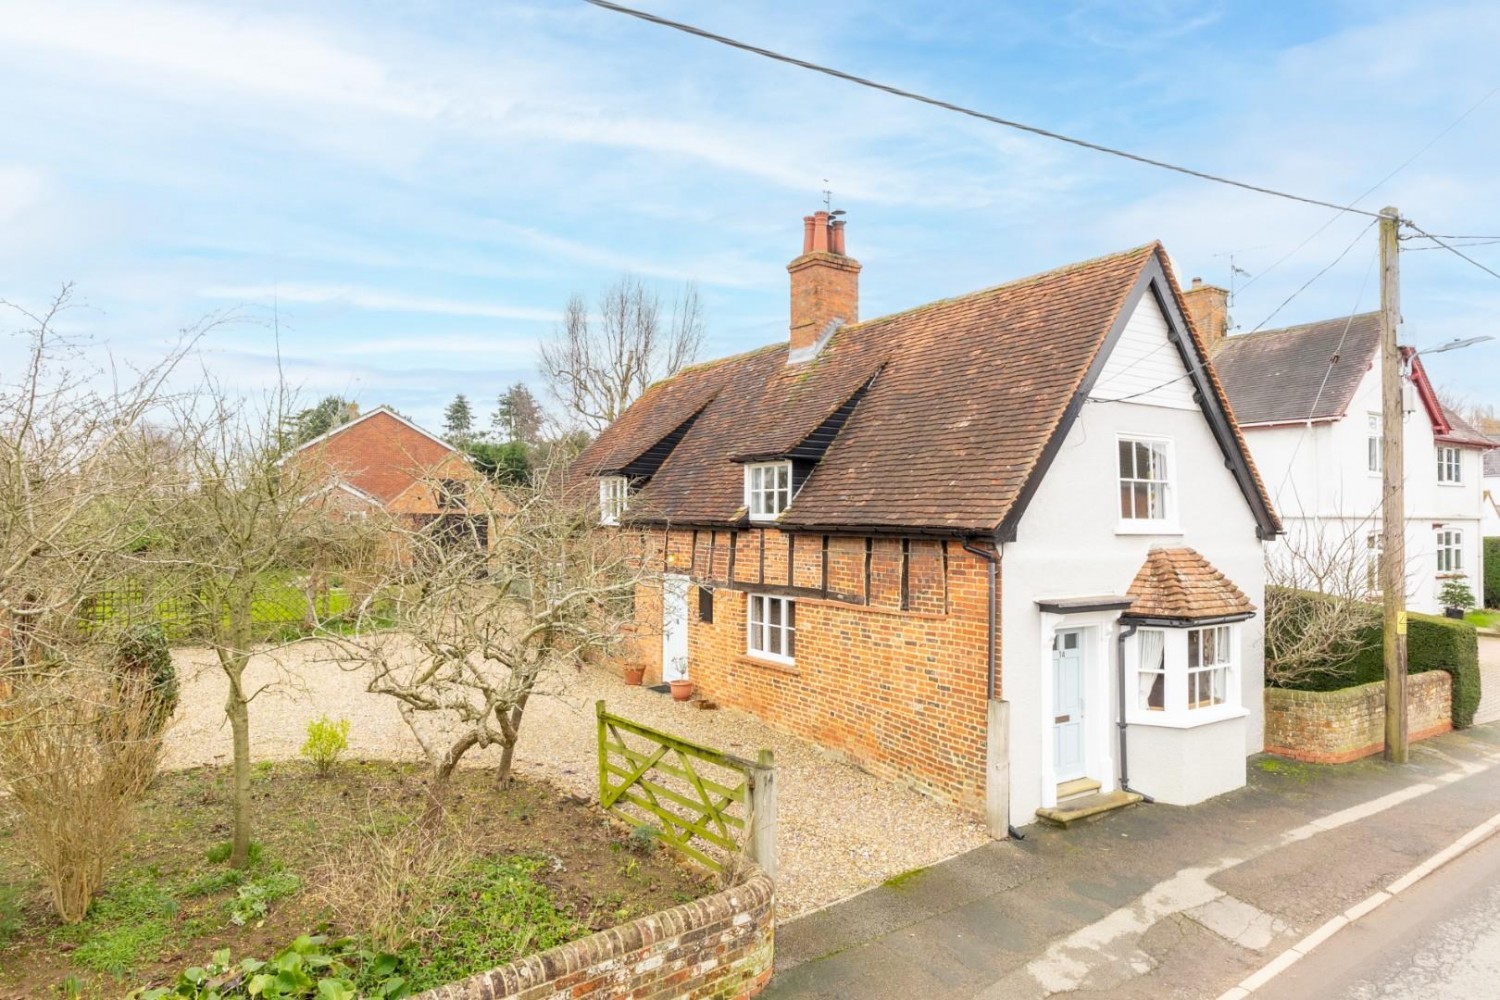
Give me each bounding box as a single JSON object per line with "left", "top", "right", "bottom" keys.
{"left": 1138, "top": 629, "right": 1166, "bottom": 710}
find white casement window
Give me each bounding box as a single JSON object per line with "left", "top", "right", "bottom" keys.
{"left": 745, "top": 461, "right": 793, "bottom": 521}
{"left": 747, "top": 594, "right": 795, "bottom": 663}
{"left": 1436, "top": 446, "right": 1463, "bottom": 484}
{"left": 1137, "top": 628, "right": 1166, "bottom": 711}
{"left": 1131, "top": 624, "right": 1241, "bottom": 724}
{"left": 1367, "top": 414, "right": 1382, "bottom": 474}
{"left": 1436, "top": 528, "right": 1463, "bottom": 574}
{"left": 598, "top": 476, "right": 628, "bottom": 526}
{"left": 1187, "top": 625, "right": 1232, "bottom": 710}
{"left": 1118, "top": 437, "right": 1175, "bottom": 528}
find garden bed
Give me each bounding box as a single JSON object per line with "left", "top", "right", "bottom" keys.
{"left": 0, "top": 763, "right": 709, "bottom": 998}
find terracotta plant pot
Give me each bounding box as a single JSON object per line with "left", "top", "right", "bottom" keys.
{"left": 669, "top": 679, "right": 695, "bottom": 702}
{"left": 623, "top": 665, "right": 646, "bottom": 686}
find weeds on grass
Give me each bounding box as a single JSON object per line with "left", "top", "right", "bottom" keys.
{"left": 0, "top": 883, "right": 22, "bottom": 945}
{"left": 227, "top": 872, "right": 301, "bottom": 928}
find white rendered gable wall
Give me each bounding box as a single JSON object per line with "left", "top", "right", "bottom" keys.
{"left": 1090, "top": 293, "right": 1197, "bottom": 410}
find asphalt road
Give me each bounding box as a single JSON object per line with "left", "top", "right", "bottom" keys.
{"left": 1258, "top": 827, "right": 1500, "bottom": 999}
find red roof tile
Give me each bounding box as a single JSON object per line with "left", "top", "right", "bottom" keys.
{"left": 576, "top": 243, "right": 1278, "bottom": 537}
{"left": 1125, "top": 547, "right": 1256, "bottom": 621}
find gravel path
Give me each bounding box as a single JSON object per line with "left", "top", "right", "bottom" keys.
{"left": 162, "top": 642, "right": 990, "bottom": 919}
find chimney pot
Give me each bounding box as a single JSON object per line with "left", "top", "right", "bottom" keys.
{"left": 787, "top": 210, "right": 860, "bottom": 362}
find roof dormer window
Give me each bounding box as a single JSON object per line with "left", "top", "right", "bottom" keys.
{"left": 746, "top": 461, "right": 792, "bottom": 521}
{"left": 599, "top": 476, "right": 628, "bottom": 526}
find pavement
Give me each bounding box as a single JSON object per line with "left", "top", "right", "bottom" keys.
{"left": 1474, "top": 633, "right": 1500, "bottom": 724}
{"left": 764, "top": 721, "right": 1500, "bottom": 999}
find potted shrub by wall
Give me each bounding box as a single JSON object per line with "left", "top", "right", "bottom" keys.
{"left": 1438, "top": 578, "right": 1476, "bottom": 620}
{"left": 623, "top": 664, "right": 646, "bottom": 686}
{"left": 669, "top": 679, "right": 695, "bottom": 702}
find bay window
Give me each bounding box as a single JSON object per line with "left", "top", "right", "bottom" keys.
{"left": 1130, "top": 622, "right": 1241, "bottom": 724}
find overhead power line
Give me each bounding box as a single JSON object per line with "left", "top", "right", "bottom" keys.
{"left": 585, "top": 0, "right": 1385, "bottom": 220}
{"left": 1243, "top": 219, "right": 1377, "bottom": 335}
{"left": 1405, "top": 223, "right": 1500, "bottom": 283}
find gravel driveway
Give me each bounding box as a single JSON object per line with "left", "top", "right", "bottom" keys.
{"left": 1476, "top": 634, "right": 1500, "bottom": 726}
{"left": 162, "top": 641, "right": 990, "bottom": 919}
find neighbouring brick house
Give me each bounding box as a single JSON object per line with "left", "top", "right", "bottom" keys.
{"left": 575, "top": 213, "right": 1281, "bottom": 830}
{"left": 288, "top": 406, "right": 491, "bottom": 545}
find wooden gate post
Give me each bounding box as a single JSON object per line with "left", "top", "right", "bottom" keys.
{"left": 986, "top": 699, "right": 1010, "bottom": 840}
{"left": 746, "top": 749, "right": 777, "bottom": 881}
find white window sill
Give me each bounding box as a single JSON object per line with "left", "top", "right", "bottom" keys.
{"left": 1127, "top": 705, "right": 1248, "bottom": 730}
{"left": 1437, "top": 482, "right": 1465, "bottom": 488}
{"left": 745, "top": 650, "right": 795, "bottom": 668}
{"left": 747, "top": 515, "right": 784, "bottom": 524}
{"left": 1116, "top": 520, "right": 1183, "bottom": 536}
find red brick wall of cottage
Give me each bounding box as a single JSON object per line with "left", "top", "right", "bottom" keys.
{"left": 621, "top": 526, "right": 996, "bottom": 810}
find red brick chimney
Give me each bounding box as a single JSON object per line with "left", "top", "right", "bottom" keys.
{"left": 787, "top": 210, "right": 860, "bottom": 362}
{"left": 1181, "top": 277, "right": 1230, "bottom": 354}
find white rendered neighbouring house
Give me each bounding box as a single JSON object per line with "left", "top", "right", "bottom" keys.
{"left": 1193, "top": 294, "right": 1496, "bottom": 615}
{"left": 1484, "top": 448, "right": 1500, "bottom": 539}
{"left": 575, "top": 216, "right": 1281, "bottom": 830}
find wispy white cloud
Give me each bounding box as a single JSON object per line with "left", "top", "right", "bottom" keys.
{"left": 197, "top": 284, "right": 559, "bottom": 322}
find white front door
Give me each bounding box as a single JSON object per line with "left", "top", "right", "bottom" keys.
{"left": 1052, "top": 629, "right": 1086, "bottom": 781}
{"left": 662, "top": 574, "right": 690, "bottom": 682}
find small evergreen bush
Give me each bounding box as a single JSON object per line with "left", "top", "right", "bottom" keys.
{"left": 301, "top": 716, "right": 350, "bottom": 776}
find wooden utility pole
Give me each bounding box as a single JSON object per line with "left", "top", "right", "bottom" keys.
{"left": 1379, "top": 206, "right": 1408, "bottom": 764}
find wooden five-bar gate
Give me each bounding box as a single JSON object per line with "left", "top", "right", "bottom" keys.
{"left": 596, "top": 701, "right": 776, "bottom": 880}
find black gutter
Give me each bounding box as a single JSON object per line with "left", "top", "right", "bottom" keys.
{"left": 1121, "top": 612, "right": 1256, "bottom": 629}
{"left": 962, "top": 540, "right": 999, "bottom": 700}
{"left": 1115, "top": 620, "right": 1154, "bottom": 803}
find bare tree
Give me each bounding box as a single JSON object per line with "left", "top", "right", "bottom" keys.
{"left": 337, "top": 462, "right": 650, "bottom": 817}
{"left": 148, "top": 379, "right": 381, "bottom": 868}
{"left": 1264, "top": 521, "right": 1382, "bottom": 686}
{"left": 0, "top": 288, "right": 191, "bottom": 921}
{"left": 539, "top": 276, "right": 704, "bottom": 433}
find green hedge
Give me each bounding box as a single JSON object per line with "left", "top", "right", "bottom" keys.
{"left": 1270, "top": 589, "right": 1480, "bottom": 728}
{"left": 1485, "top": 536, "right": 1500, "bottom": 610}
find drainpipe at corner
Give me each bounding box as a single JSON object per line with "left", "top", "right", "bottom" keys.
{"left": 962, "top": 539, "right": 1022, "bottom": 840}
{"left": 1115, "top": 620, "right": 1154, "bottom": 803}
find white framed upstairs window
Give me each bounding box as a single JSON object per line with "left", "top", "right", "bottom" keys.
{"left": 745, "top": 461, "right": 792, "bottom": 521}
{"left": 1436, "top": 446, "right": 1463, "bottom": 485}
{"left": 1366, "top": 532, "right": 1384, "bottom": 594}
{"left": 1367, "top": 414, "right": 1382, "bottom": 475}
{"left": 1436, "top": 528, "right": 1463, "bottom": 574}
{"left": 747, "top": 594, "right": 795, "bottom": 664}
{"left": 1117, "top": 436, "right": 1177, "bottom": 532}
{"left": 598, "top": 476, "right": 628, "bottom": 526}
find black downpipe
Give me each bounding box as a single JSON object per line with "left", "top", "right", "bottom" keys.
{"left": 1115, "top": 620, "right": 1155, "bottom": 804}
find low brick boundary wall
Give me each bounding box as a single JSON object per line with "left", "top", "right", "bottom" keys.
{"left": 1264, "top": 672, "right": 1452, "bottom": 764}
{"left": 416, "top": 869, "right": 774, "bottom": 1000}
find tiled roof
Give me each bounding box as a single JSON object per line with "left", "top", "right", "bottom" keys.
{"left": 1437, "top": 405, "right": 1498, "bottom": 449}
{"left": 1485, "top": 446, "right": 1500, "bottom": 478}
{"left": 293, "top": 408, "right": 459, "bottom": 504}
{"left": 575, "top": 243, "right": 1277, "bottom": 536}
{"left": 1212, "top": 314, "right": 1382, "bottom": 425}
{"left": 1125, "top": 547, "right": 1256, "bottom": 621}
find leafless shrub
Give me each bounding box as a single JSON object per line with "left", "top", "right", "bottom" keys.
{"left": 0, "top": 665, "right": 166, "bottom": 923}
{"left": 1265, "top": 523, "right": 1381, "bottom": 686}
{"left": 312, "top": 815, "right": 471, "bottom": 953}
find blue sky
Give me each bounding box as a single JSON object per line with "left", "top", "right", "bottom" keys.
{"left": 1, "top": 0, "right": 1497, "bottom": 429}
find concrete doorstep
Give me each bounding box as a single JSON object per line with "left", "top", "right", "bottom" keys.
{"left": 765, "top": 723, "right": 1500, "bottom": 1000}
